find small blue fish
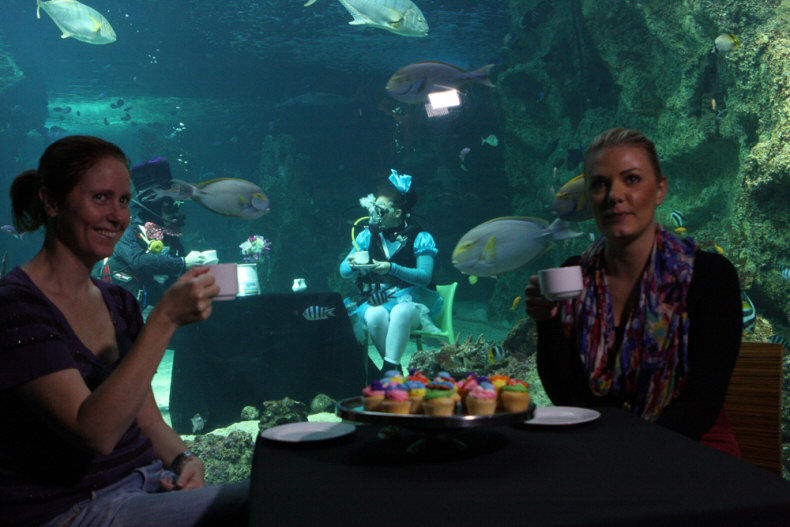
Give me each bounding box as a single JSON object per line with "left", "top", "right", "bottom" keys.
{"left": 670, "top": 210, "right": 684, "bottom": 228}
{"left": 768, "top": 335, "right": 790, "bottom": 351}
{"left": 741, "top": 292, "right": 755, "bottom": 333}
{"left": 367, "top": 289, "right": 394, "bottom": 307}
{"left": 302, "top": 306, "right": 335, "bottom": 321}
{"left": 774, "top": 264, "right": 790, "bottom": 281}
{"left": 191, "top": 413, "right": 206, "bottom": 433}
{"left": 487, "top": 345, "right": 507, "bottom": 365}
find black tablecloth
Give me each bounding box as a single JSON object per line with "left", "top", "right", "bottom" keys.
{"left": 250, "top": 407, "right": 790, "bottom": 526}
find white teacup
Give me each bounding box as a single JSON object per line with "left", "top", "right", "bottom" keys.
{"left": 206, "top": 263, "right": 238, "bottom": 301}
{"left": 202, "top": 249, "right": 219, "bottom": 265}
{"left": 538, "top": 265, "right": 583, "bottom": 302}
{"left": 352, "top": 251, "right": 370, "bottom": 265}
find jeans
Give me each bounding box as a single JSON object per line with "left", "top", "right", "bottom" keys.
{"left": 41, "top": 461, "right": 249, "bottom": 527}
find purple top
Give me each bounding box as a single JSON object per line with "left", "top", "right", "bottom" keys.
{"left": 0, "top": 267, "right": 156, "bottom": 527}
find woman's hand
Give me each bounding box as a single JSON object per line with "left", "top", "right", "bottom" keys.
{"left": 159, "top": 457, "right": 206, "bottom": 491}
{"left": 151, "top": 267, "right": 220, "bottom": 327}
{"left": 524, "top": 275, "right": 559, "bottom": 321}
{"left": 369, "top": 259, "right": 391, "bottom": 275}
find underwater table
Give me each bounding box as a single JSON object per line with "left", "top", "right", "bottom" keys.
{"left": 249, "top": 407, "right": 790, "bottom": 526}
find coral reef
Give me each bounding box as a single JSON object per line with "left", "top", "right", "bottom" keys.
{"left": 186, "top": 430, "right": 254, "bottom": 485}
{"left": 310, "top": 393, "right": 336, "bottom": 413}
{"left": 257, "top": 397, "right": 309, "bottom": 430}
{"left": 240, "top": 405, "right": 259, "bottom": 421}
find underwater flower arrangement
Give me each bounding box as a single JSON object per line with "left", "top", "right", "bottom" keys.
{"left": 239, "top": 235, "right": 271, "bottom": 263}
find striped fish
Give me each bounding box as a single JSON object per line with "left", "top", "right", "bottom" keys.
{"left": 670, "top": 210, "right": 684, "bottom": 228}
{"left": 768, "top": 335, "right": 790, "bottom": 351}
{"left": 302, "top": 305, "right": 336, "bottom": 321}
{"left": 487, "top": 345, "right": 507, "bottom": 365}
{"left": 741, "top": 292, "right": 755, "bottom": 333}
{"left": 774, "top": 264, "right": 790, "bottom": 281}
{"left": 367, "top": 288, "right": 394, "bottom": 307}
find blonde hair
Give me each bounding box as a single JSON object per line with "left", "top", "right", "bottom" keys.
{"left": 583, "top": 128, "right": 664, "bottom": 181}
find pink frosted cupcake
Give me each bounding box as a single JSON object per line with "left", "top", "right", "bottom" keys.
{"left": 362, "top": 380, "right": 386, "bottom": 411}
{"left": 465, "top": 384, "right": 497, "bottom": 415}
{"left": 381, "top": 384, "right": 411, "bottom": 414}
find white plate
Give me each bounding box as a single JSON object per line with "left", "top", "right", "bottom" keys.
{"left": 259, "top": 422, "right": 355, "bottom": 442}
{"left": 350, "top": 263, "right": 377, "bottom": 269}
{"left": 525, "top": 406, "right": 601, "bottom": 426}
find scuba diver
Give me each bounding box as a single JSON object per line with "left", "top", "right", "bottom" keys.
{"left": 339, "top": 170, "right": 443, "bottom": 373}
{"left": 95, "top": 157, "right": 207, "bottom": 310}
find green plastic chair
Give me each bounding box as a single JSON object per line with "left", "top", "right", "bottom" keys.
{"left": 410, "top": 282, "right": 458, "bottom": 351}
{"left": 366, "top": 282, "right": 458, "bottom": 376}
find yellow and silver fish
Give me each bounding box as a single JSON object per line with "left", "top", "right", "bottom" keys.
{"left": 308, "top": 0, "right": 428, "bottom": 37}
{"left": 452, "top": 217, "right": 580, "bottom": 278}
{"left": 552, "top": 174, "right": 591, "bottom": 222}
{"left": 37, "top": 0, "right": 116, "bottom": 44}
{"left": 148, "top": 178, "right": 270, "bottom": 220}
{"left": 713, "top": 33, "right": 739, "bottom": 54}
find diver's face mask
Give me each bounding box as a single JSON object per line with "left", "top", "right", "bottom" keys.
{"left": 161, "top": 200, "right": 186, "bottom": 227}
{"left": 368, "top": 201, "right": 394, "bottom": 227}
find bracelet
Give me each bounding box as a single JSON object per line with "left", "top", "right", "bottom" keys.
{"left": 170, "top": 450, "right": 196, "bottom": 473}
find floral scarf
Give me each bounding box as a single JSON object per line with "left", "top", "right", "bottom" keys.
{"left": 561, "top": 225, "right": 697, "bottom": 421}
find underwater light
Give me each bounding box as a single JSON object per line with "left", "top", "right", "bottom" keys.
{"left": 428, "top": 89, "right": 460, "bottom": 110}
{"left": 425, "top": 89, "right": 460, "bottom": 118}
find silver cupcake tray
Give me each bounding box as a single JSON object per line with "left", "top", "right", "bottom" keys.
{"left": 336, "top": 396, "right": 536, "bottom": 431}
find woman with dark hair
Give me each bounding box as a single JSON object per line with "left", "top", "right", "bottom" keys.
{"left": 524, "top": 128, "right": 742, "bottom": 456}
{"left": 0, "top": 136, "right": 248, "bottom": 526}
{"left": 340, "top": 170, "right": 443, "bottom": 373}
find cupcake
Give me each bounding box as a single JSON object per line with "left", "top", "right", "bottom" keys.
{"left": 501, "top": 380, "right": 531, "bottom": 412}
{"left": 362, "top": 380, "right": 386, "bottom": 411}
{"left": 465, "top": 385, "right": 497, "bottom": 415}
{"left": 488, "top": 374, "right": 510, "bottom": 408}
{"left": 433, "top": 375, "right": 461, "bottom": 404}
{"left": 421, "top": 388, "right": 456, "bottom": 416}
{"left": 456, "top": 374, "right": 480, "bottom": 411}
{"left": 381, "top": 384, "right": 411, "bottom": 414}
{"left": 407, "top": 369, "right": 431, "bottom": 385}
{"left": 405, "top": 380, "right": 426, "bottom": 414}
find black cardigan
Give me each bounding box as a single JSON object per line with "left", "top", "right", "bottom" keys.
{"left": 536, "top": 251, "right": 742, "bottom": 440}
